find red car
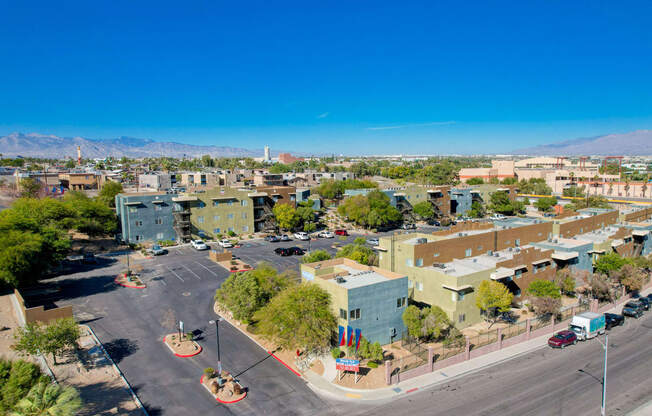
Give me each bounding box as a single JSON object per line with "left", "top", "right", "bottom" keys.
{"left": 334, "top": 229, "right": 348, "bottom": 236}
{"left": 548, "top": 330, "right": 577, "bottom": 349}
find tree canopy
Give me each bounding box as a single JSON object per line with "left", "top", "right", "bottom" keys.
{"left": 533, "top": 196, "right": 558, "bottom": 212}
{"left": 272, "top": 203, "right": 299, "bottom": 231}
{"left": 412, "top": 201, "right": 435, "bottom": 219}
{"left": 402, "top": 305, "right": 452, "bottom": 340}
{"left": 337, "top": 190, "right": 401, "bottom": 228}
{"left": 335, "top": 241, "right": 377, "bottom": 266}
{"left": 476, "top": 281, "right": 513, "bottom": 319}
{"left": 12, "top": 318, "right": 80, "bottom": 365}
{"left": 0, "top": 359, "right": 50, "bottom": 414}
{"left": 10, "top": 381, "right": 81, "bottom": 416}
{"left": 466, "top": 177, "right": 484, "bottom": 185}
{"left": 489, "top": 192, "right": 524, "bottom": 216}
{"left": 594, "top": 252, "right": 630, "bottom": 276}
{"left": 526, "top": 279, "right": 561, "bottom": 299}
{"left": 518, "top": 178, "right": 552, "bottom": 195}
{"left": 97, "top": 181, "right": 123, "bottom": 208}
{"left": 302, "top": 250, "right": 332, "bottom": 264}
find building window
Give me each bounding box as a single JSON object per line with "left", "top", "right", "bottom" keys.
{"left": 242, "top": 225, "right": 249, "bottom": 232}
{"left": 155, "top": 218, "right": 162, "bottom": 225}
{"left": 396, "top": 297, "right": 407, "bottom": 308}
{"left": 156, "top": 233, "right": 164, "bottom": 240}
{"left": 349, "top": 308, "right": 361, "bottom": 320}
{"left": 134, "top": 221, "right": 143, "bottom": 227}
{"left": 515, "top": 269, "right": 522, "bottom": 279}
{"left": 505, "top": 240, "right": 510, "bottom": 245}
{"left": 459, "top": 314, "right": 466, "bottom": 323}
{"left": 515, "top": 239, "right": 520, "bottom": 247}
{"left": 213, "top": 215, "right": 220, "bottom": 221}
{"left": 213, "top": 201, "right": 220, "bottom": 207}
{"left": 408, "top": 280, "right": 414, "bottom": 288}
{"left": 580, "top": 228, "right": 583, "bottom": 233}
{"left": 416, "top": 258, "right": 423, "bottom": 267}
{"left": 477, "top": 245, "right": 483, "bottom": 251}
{"left": 417, "top": 282, "right": 423, "bottom": 291}
{"left": 155, "top": 205, "right": 162, "bottom": 211}
{"left": 213, "top": 228, "right": 221, "bottom": 234}
{"left": 465, "top": 248, "right": 472, "bottom": 257}
{"left": 241, "top": 200, "right": 248, "bottom": 206}
{"left": 227, "top": 201, "right": 233, "bottom": 206}
{"left": 227, "top": 213, "right": 234, "bottom": 219}
{"left": 340, "top": 309, "right": 347, "bottom": 319}
{"left": 515, "top": 289, "right": 521, "bottom": 296}
{"left": 198, "top": 216, "right": 204, "bottom": 224}
{"left": 129, "top": 207, "right": 137, "bottom": 213}
{"left": 406, "top": 259, "right": 413, "bottom": 267}
{"left": 290, "top": 195, "right": 296, "bottom": 201}
{"left": 198, "top": 201, "right": 205, "bottom": 208}
{"left": 228, "top": 227, "right": 234, "bottom": 232}
{"left": 433, "top": 253, "right": 440, "bottom": 258}
{"left": 242, "top": 212, "right": 247, "bottom": 219}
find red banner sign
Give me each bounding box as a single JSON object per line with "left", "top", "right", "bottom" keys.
{"left": 335, "top": 358, "right": 359, "bottom": 372}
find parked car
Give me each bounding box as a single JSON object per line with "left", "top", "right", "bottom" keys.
{"left": 280, "top": 234, "right": 291, "bottom": 241}
{"left": 624, "top": 300, "right": 645, "bottom": 314}
{"left": 288, "top": 247, "right": 304, "bottom": 255}
{"left": 548, "top": 330, "right": 577, "bottom": 349}
{"left": 635, "top": 296, "right": 650, "bottom": 310}
{"left": 218, "top": 239, "right": 233, "bottom": 248}
{"left": 317, "top": 231, "right": 334, "bottom": 238}
{"left": 366, "top": 238, "right": 379, "bottom": 246}
{"left": 191, "top": 240, "right": 208, "bottom": 250}
{"left": 294, "top": 232, "right": 310, "bottom": 241}
{"left": 604, "top": 313, "right": 625, "bottom": 330}
{"left": 265, "top": 235, "right": 280, "bottom": 242}
{"left": 334, "top": 229, "right": 349, "bottom": 236}
{"left": 622, "top": 306, "right": 643, "bottom": 318}
{"left": 427, "top": 220, "right": 441, "bottom": 226}
{"left": 82, "top": 252, "right": 98, "bottom": 264}
{"left": 274, "top": 247, "right": 292, "bottom": 256}
{"left": 569, "top": 312, "right": 605, "bottom": 341}
{"left": 490, "top": 214, "right": 506, "bottom": 220}
{"left": 402, "top": 223, "right": 416, "bottom": 230}
{"left": 148, "top": 245, "right": 167, "bottom": 256}
{"left": 646, "top": 293, "right": 652, "bottom": 302}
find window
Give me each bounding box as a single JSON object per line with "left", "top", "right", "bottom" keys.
{"left": 129, "top": 207, "right": 137, "bottom": 213}
{"left": 227, "top": 213, "right": 234, "bottom": 219}
{"left": 396, "top": 297, "right": 406, "bottom": 308}
{"left": 580, "top": 228, "right": 583, "bottom": 233}
{"left": 227, "top": 201, "right": 233, "bottom": 206}
{"left": 433, "top": 253, "right": 440, "bottom": 258}
{"left": 340, "top": 309, "right": 347, "bottom": 320}
{"left": 416, "top": 258, "right": 423, "bottom": 267}
{"left": 349, "top": 308, "right": 361, "bottom": 320}
{"left": 515, "top": 269, "right": 522, "bottom": 279}
{"left": 458, "top": 292, "right": 465, "bottom": 300}
{"left": 156, "top": 233, "right": 164, "bottom": 240}
{"left": 241, "top": 200, "right": 248, "bottom": 206}
{"left": 242, "top": 212, "right": 247, "bottom": 219}
{"left": 515, "top": 289, "right": 521, "bottom": 296}
{"left": 198, "top": 216, "right": 204, "bottom": 224}
{"left": 213, "top": 228, "right": 221, "bottom": 234}
{"left": 465, "top": 248, "right": 472, "bottom": 257}
{"left": 417, "top": 282, "right": 423, "bottom": 291}
{"left": 228, "top": 227, "right": 234, "bottom": 232}
{"left": 533, "top": 265, "right": 537, "bottom": 274}
{"left": 505, "top": 240, "right": 510, "bottom": 245}
{"left": 213, "top": 201, "right": 220, "bottom": 207}
{"left": 477, "top": 245, "right": 483, "bottom": 251}
{"left": 515, "top": 239, "right": 520, "bottom": 247}
{"left": 134, "top": 220, "right": 143, "bottom": 227}
{"left": 155, "top": 218, "right": 162, "bottom": 225}
{"left": 408, "top": 280, "right": 414, "bottom": 288}
{"left": 290, "top": 195, "right": 296, "bottom": 201}
{"left": 213, "top": 215, "right": 220, "bottom": 221}
{"left": 242, "top": 225, "right": 249, "bottom": 232}
{"left": 198, "top": 201, "right": 205, "bottom": 208}
{"left": 458, "top": 314, "right": 466, "bottom": 323}
{"left": 155, "top": 205, "right": 162, "bottom": 211}
{"left": 406, "top": 259, "right": 413, "bottom": 267}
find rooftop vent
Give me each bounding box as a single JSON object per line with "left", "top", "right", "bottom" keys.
{"left": 335, "top": 276, "right": 346, "bottom": 284}
{"left": 487, "top": 250, "right": 493, "bottom": 256}
{"left": 416, "top": 238, "right": 428, "bottom": 244}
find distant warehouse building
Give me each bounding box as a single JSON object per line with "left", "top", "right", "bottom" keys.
{"left": 115, "top": 192, "right": 177, "bottom": 244}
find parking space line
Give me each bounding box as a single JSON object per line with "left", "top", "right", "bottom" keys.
{"left": 195, "top": 262, "right": 218, "bottom": 277}
{"left": 180, "top": 263, "right": 202, "bottom": 280}
{"left": 165, "top": 266, "right": 185, "bottom": 282}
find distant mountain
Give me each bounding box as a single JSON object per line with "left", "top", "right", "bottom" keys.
{"left": 512, "top": 130, "right": 652, "bottom": 156}
{"left": 0, "top": 132, "right": 269, "bottom": 159}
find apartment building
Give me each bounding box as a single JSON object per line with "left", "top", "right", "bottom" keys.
{"left": 187, "top": 187, "right": 255, "bottom": 238}
{"left": 138, "top": 173, "right": 177, "bottom": 191}
{"left": 301, "top": 258, "right": 408, "bottom": 345}
{"left": 459, "top": 160, "right": 515, "bottom": 183}
{"left": 253, "top": 173, "right": 285, "bottom": 186}
{"left": 532, "top": 237, "right": 594, "bottom": 272}
{"left": 59, "top": 173, "right": 99, "bottom": 190}
{"left": 115, "top": 192, "right": 177, "bottom": 244}
{"left": 178, "top": 173, "right": 221, "bottom": 189}
{"left": 550, "top": 208, "right": 618, "bottom": 239}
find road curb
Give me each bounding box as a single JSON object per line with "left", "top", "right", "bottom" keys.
{"left": 162, "top": 335, "right": 202, "bottom": 358}
{"left": 114, "top": 277, "right": 147, "bottom": 289}
{"left": 267, "top": 351, "right": 302, "bottom": 377}
{"left": 199, "top": 375, "right": 247, "bottom": 404}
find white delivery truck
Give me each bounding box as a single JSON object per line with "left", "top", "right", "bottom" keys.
{"left": 569, "top": 312, "right": 606, "bottom": 341}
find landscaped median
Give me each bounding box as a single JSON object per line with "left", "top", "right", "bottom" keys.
{"left": 200, "top": 369, "right": 246, "bottom": 404}
{"left": 114, "top": 272, "right": 146, "bottom": 289}
{"left": 163, "top": 333, "right": 202, "bottom": 357}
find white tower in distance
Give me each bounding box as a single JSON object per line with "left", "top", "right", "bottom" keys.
{"left": 264, "top": 145, "right": 271, "bottom": 162}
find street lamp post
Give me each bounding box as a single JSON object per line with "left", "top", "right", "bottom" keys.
{"left": 209, "top": 319, "right": 223, "bottom": 378}
{"left": 596, "top": 334, "right": 608, "bottom": 416}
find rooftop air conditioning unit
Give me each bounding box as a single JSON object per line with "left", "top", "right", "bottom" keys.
{"left": 487, "top": 250, "right": 493, "bottom": 256}
{"left": 416, "top": 238, "right": 428, "bottom": 244}
{"left": 494, "top": 253, "right": 500, "bottom": 257}
{"left": 553, "top": 239, "right": 558, "bottom": 243}
{"left": 335, "top": 276, "right": 346, "bottom": 283}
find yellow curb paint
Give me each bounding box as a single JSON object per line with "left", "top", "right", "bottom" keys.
{"left": 345, "top": 393, "right": 362, "bottom": 399}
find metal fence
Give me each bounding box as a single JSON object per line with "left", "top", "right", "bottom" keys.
{"left": 502, "top": 320, "right": 528, "bottom": 340}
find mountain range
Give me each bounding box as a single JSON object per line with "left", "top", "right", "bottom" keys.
{"left": 0, "top": 133, "right": 272, "bottom": 159}
{"left": 512, "top": 130, "right": 652, "bottom": 156}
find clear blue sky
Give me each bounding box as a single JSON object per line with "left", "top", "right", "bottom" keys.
{"left": 1, "top": 1, "right": 651, "bottom": 155}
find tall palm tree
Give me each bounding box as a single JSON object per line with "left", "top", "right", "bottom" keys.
{"left": 10, "top": 382, "right": 82, "bottom": 416}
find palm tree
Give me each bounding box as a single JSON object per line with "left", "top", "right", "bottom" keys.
{"left": 10, "top": 382, "right": 82, "bottom": 416}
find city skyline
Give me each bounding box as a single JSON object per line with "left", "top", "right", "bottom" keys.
{"left": 1, "top": 1, "right": 651, "bottom": 154}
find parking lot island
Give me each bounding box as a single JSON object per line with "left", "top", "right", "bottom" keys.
{"left": 163, "top": 333, "right": 202, "bottom": 358}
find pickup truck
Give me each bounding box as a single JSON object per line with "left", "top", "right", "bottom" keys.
{"left": 569, "top": 312, "right": 605, "bottom": 341}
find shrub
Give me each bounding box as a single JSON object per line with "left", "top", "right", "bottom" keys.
{"left": 330, "top": 347, "right": 341, "bottom": 359}
{"left": 185, "top": 332, "right": 193, "bottom": 342}
{"left": 204, "top": 367, "right": 215, "bottom": 377}
{"left": 227, "top": 230, "right": 237, "bottom": 237}
{"left": 367, "top": 361, "right": 379, "bottom": 368}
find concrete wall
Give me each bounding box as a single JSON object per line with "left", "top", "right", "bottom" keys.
{"left": 14, "top": 289, "right": 73, "bottom": 324}
{"left": 556, "top": 211, "right": 618, "bottom": 238}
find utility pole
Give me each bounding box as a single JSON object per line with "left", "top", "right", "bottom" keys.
{"left": 209, "top": 319, "right": 223, "bottom": 381}
{"left": 597, "top": 334, "right": 608, "bottom": 416}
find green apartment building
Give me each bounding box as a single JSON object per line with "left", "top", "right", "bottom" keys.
{"left": 188, "top": 187, "right": 255, "bottom": 238}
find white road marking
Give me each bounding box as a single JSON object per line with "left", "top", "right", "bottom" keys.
{"left": 196, "top": 262, "right": 218, "bottom": 276}
{"left": 181, "top": 263, "right": 202, "bottom": 280}
{"left": 166, "top": 266, "right": 185, "bottom": 282}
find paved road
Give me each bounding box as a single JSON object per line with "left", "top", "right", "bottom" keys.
{"left": 347, "top": 312, "right": 652, "bottom": 416}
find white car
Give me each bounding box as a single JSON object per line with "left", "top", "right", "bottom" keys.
{"left": 490, "top": 214, "right": 506, "bottom": 220}
{"left": 317, "top": 231, "right": 334, "bottom": 238}
{"left": 218, "top": 239, "right": 233, "bottom": 248}
{"left": 294, "top": 232, "right": 310, "bottom": 241}
{"left": 191, "top": 239, "right": 208, "bottom": 250}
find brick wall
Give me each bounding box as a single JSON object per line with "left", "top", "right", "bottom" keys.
{"left": 558, "top": 211, "right": 618, "bottom": 238}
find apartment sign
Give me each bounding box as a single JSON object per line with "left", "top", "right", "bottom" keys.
{"left": 335, "top": 358, "right": 359, "bottom": 372}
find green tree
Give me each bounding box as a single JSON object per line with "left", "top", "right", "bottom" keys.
{"left": 554, "top": 269, "right": 576, "bottom": 296}
{"left": 412, "top": 201, "right": 435, "bottom": 219}
{"left": 526, "top": 279, "right": 561, "bottom": 299}
{"left": 476, "top": 280, "right": 513, "bottom": 322}
{"left": 302, "top": 249, "right": 332, "bottom": 264}
{"left": 501, "top": 177, "right": 518, "bottom": 185}
{"left": 489, "top": 192, "right": 523, "bottom": 215}
{"left": 562, "top": 186, "right": 586, "bottom": 198}
{"left": 335, "top": 242, "right": 377, "bottom": 266}
{"left": 337, "top": 190, "right": 400, "bottom": 229}
{"left": 97, "top": 181, "right": 123, "bottom": 208}
{"left": 533, "top": 197, "right": 557, "bottom": 212}
{"left": 0, "top": 359, "right": 49, "bottom": 413}
{"left": 468, "top": 201, "right": 485, "bottom": 218}
{"left": 402, "top": 305, "right": 422, "bottom": 338}
{"left": 594, "top": 252, "right": 629, "bottom": 276}
{"left": 9, "top": 382, "right": 81, "bottom": 416}
{"left": 214, "top": 263, "right": 295, "bottom": 322}
{"left": 254, "top": 283, "right": 337, "bottom": 351}
{"left": 63, "top": 192, "right": 117, "bottom": 236}
{"left": 466, "top": 177, "right": 484, "bottom": 185}
{"left": 64, "top": 160, "right": 76, "bottom": 169}
{"left": 612, "top": 264, "right": 648, "bottom": 292}
{"left": 522, "top": 197, "right": 531, "bottom": 205}
{"left": 19, "top": 178, "right": 42, "bottom": 199}
{"left": 518, "top": 178, "right": 552, "bottom": 195}
{"left": 12, "top": 318, "right": 80, "bottom": 365}
{"left": 273, "top": 203, "right": 298, "bottom": 230}
{"left": 402, "top": 305, "right": 451, "bottom": 340}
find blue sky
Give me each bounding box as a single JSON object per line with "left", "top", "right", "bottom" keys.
{"left": 1, "top": 1, "right": 651, "bottom": 155}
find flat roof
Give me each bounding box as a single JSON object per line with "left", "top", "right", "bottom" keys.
{"left": 533, "top": 237, "right": 591, "bottom": 249}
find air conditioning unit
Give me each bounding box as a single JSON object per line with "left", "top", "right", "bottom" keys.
{"left": 487, "top": 250, "right": 493, "bottom": 256}
{"left": 335, "top": 276, "right": 346, "bottom": 283}
{"left": 416, "top": 238, "right": 427, "bottom": 244}
{"left": 389, "top": 327, "right": 397, "bottom": 337}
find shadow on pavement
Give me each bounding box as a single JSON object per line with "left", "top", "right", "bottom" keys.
{"left": 103, "top": 338, "right": 139, "bottom": 364}
{"left": 75, "top": 380, "right": 146, "bottom": 416}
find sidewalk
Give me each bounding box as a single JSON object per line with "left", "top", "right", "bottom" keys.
{"left": 304, "top": 287, "right": 651, "bottom": 402}
{"left": 629, "top": 400, "right": 652, "bottom": 416}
